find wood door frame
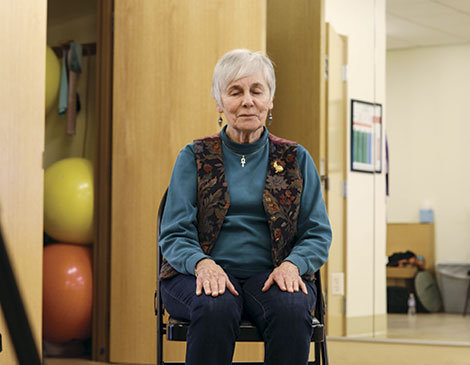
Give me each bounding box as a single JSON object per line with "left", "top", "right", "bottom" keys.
{"left": 324, "top": 23, "right": 348, "bottom": 336}
{"left": 93, "top": 0, "right": 114, "bottom": 361}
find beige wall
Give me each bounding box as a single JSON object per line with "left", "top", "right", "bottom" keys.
{"left": 0, "top": 0, "right": 47, "bottom": 363}
{"left": 387, "top": 44, "right": 470, "bottom": 264}
{"left": 325, "top": 0, "right": 387, "bottom": 336}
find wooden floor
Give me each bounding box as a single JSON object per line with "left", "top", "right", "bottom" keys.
{"left": 44, "top": 313, "right": 470, "bottom": 364}
{"left": 386, "top": 313, "right": 470, "bottom": 342}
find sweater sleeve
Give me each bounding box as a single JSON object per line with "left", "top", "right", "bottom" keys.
{"left": 283, "top": 145, "right": 332, "bottom": 276}
{"left": 158, "top": 144, "right": 209, "bottom": 275}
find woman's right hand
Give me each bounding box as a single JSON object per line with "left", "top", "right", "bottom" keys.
{"left": 195, "top": 258, "right": 239, "bottom": 297}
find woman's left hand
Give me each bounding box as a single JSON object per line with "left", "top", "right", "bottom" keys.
{"left": 262, "top": 261, "right": 308, "bottom": 294}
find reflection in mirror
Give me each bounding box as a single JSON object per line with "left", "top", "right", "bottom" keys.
{"left": 385, "top": 0, "right": 470, "bottom": 343}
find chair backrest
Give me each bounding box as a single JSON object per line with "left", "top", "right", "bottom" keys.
{"left": 155, "top": 188, "right": 168, "bottom": 365}
{"left": 156, "top": 188, "right": 168, "bottom": 276}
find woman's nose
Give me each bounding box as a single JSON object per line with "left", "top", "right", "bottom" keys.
{"left": 241, "top": 92, "right": 254, "bottom": 106}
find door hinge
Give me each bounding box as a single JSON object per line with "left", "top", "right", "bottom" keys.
{"left": 343, "top": 180, "right": 348, "bottom": 198}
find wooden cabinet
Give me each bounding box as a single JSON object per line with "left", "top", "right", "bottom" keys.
{"left": 0, "top": 1, "right": 47, "bottom": 363}
{"left": 110, "top": 1, "right": 267, "bottom": 362}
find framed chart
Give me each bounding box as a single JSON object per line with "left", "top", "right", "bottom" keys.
{"left": 351, "top": 99, "right": 382, "bottom": 173}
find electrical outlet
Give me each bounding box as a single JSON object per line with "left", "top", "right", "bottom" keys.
{"left": 331, "top": 272, "right": 344, "bottom": 296}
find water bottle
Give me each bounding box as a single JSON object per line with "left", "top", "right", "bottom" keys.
{"left": 407, "top": 293, "right": 416, "bottom": 316}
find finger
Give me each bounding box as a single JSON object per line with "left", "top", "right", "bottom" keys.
{"left": 203, "top": 280, "right": 212, "bottom": 296}
{"left": 196, "top": 279, "right": 203, "bottom": 296}
{"left": 262, "top": 276, "right": 274, "bottom": 292}
{"left": 226, "top": 279, "right": 239, "bottom": 296}
{"left": 210, "top": 278, "right": 219, "bottom": 297}
{"left": 299, "top": 280, "right": 308, "bottom": 295}
{"left": 293, "top": 278, "right": 299, "bottom": 292}
{"left": 218, "top": 276, "right": 226, "bottom": 295}
{"left": 285, "top": 276, "right": 294, "bottom": 293}
{"left": 275, "top": 276, "right": 287, "bottom": 292}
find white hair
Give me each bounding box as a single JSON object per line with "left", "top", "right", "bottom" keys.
{"left": 211, "top": 49, "right": 276, "bottom": 107}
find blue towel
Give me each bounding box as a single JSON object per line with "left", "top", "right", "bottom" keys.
{"left": 58, "top": 42, "right": 82, "bottom": 116}
{"left": 58, "top": 46, "right": 68, "bottom": 115}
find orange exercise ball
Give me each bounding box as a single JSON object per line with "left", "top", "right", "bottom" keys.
{"left": 43, "top": 244, "right": 93, "bottom": 344}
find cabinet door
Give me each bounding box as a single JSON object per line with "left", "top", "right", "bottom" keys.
{"left": 0, "top": 1, "right": 47, "bottom": 363}
{"left": 267, "top": 0, "right": 326, "bottom": 167}
{"left": 111, "top": 0, "right": 266, "bottom": 363}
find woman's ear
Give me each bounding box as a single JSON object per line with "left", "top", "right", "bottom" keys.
{"left": 216, "top": 104, "right": 223, "bottom": 113}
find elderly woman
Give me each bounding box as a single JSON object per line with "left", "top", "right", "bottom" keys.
{"left": 159, "top": 49, "right": 331, "bottom": 365}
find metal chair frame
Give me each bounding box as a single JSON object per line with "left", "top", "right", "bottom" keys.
{"left": 155, "top": 189, "right": 328, "bottom": 364}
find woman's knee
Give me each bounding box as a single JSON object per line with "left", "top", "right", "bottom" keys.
{"left": 266, "top": 291, "right": 315, "bottom": 324}
{"left": 191, "top": 292, "right": 242, "bottom": 324}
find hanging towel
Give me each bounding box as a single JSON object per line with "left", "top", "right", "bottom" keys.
{"left": 58, "top": 46, "right": 69, "bottom": 115}
{"left": 66, "top": 42, "right": 83, "bottom": 135}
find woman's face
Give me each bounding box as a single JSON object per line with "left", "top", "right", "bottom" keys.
{"left": 217, "top": 70, "right": 273, "bottom": 138}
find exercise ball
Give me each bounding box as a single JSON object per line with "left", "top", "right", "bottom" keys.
{"left": 43, "top": 244, "right": 93, "bottom": 344}
{"left": 45, "top": 46, "right": 60, "bottom": 115}
{"left": 44, "top": 158, "right": 94, "bottom": 244}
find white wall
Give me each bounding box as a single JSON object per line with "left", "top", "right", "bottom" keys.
{"left": 325, "top": 0, "right": 387, "bottom": 336}
{"left": 387, "top": 44, "right": 470, "bottom": 263}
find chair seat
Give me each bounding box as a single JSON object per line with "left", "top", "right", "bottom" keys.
{"left": 167, "top": 316, "right": 324, "bottom": 343}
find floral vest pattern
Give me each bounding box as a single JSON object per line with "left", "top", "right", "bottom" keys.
{"left": 160, "top": 133, "right": 304, "bottom": 280}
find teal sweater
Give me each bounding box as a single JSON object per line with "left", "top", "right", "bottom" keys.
{"left": 159, "top": 127, "right": 331, "bottom": 279}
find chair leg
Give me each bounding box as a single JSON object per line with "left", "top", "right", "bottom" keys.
{"left": 156, "top": 308, "right": 164, "bottom": 364}
{"left": 321, "top": 339, "right": 329, "bottom": 365}
{"left": 157, "top": 326, "right": 163, "bottom": 365}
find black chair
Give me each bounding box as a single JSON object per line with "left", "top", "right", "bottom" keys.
{"left": 155, "top": 189, "right": 328, "bottom": 364}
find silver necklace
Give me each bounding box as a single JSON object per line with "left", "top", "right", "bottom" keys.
{"left": 221, "top": 139, "right": 268, "bottom": 167}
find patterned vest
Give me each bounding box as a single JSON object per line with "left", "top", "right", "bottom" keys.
{"left": 160, "top": 133, "right": 305, "bottom": 280}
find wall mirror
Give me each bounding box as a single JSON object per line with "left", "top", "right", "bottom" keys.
{"left": 383, "top": 0, "right": 470, "bottom": 344}
{"left": 324, "top": 0, "right": 470, "bottom": 346}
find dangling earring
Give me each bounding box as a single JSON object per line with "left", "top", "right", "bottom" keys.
{"left": 218, "top": 114, "right": 223, "bottom": 127}
{"left": 268, "top": 111, "right": 273, "bottom": 126}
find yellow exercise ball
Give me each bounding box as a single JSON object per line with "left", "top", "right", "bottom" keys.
{"left": 44, "top": 158, "right": 94, "bottom": 244}
{"left": 45, "top": 46, "right": 60, "bottom": 115}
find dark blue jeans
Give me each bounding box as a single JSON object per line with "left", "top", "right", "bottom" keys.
{"left": 160, "top": 270, "right": 317, "bottom": 365}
